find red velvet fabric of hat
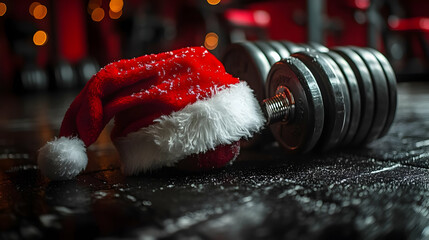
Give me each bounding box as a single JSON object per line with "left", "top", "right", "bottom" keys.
{"left": 38, "top": 47, "right": 265, "bottom": 180}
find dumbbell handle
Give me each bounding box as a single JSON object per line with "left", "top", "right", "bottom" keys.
{"left": 262, "top": 86, "right": 295, "bottom": 125}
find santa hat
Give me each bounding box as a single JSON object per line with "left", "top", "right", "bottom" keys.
{"left": 38, "top": 47, "right": 265, "bottom": 180}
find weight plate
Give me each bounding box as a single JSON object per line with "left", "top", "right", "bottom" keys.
{"left": 333, "top": 47, "right": 375, "bottom": 146}
{"left": 366, "top": 48, "right": 398, "bottom": 138}
{"left": 222, "top": 42, "right": 271, "bottom": 103}
{"left": 19, "top": 65, "right": 49, "bottom": 92}
{"left": 308, "top": 42, "right": 330, "bottom": 52}
{"left": 293, "top": 51, "right": 346, "bottom": 152}
{"left": 325, "top": 51, "right": 361, "bottom": 146}
{"left": 299, "top": 43, "right": 314, "bottom": 51}
{"left": 351, "top": 47, "right": 389, "bottom": 143}
{"left": 265, "top": 57, "right": 324, "bottom": 153}
{"left": 267, "top": 41, "right": 291, "bottom": 59}
{"left": 53, "top": 60, "right": 78, "bottom": 89}
{"left": 254, "top": 41, "right": 282, "bottom": 65}
{"left": 320, "top": 52, "right": 352, "bottom": 146}
{"left": 76, "top": 58, "right": 99, "bottom": 86}
{"left": 222, "top": 42, "right": 275, "bottom": 148}
{"left": 279, "top": 41, "right": 306, "bottom": 54}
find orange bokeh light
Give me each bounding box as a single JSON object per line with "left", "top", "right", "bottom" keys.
{"left": 33, "top": 4, "right": 47, "bottom": 20}
{"left": 0, "top": 2, "right": 6, "bottom": 16}
{"left": 207, "top": 0, "right": 221, "bottom": 5}
{"left": 91, "top": 7, "right": 104, "bottom": 22}
{"left": 109, "top": 9, "right": 122, "bottom": 19}
{"left": 109, "top": 0, "right": 123, "bottom": 13}
{"left": 33, "top": 30, "right": 48, "bottom": 46}
{"left": 204, "top": 32, "right": 219, "bottom": 50}
{"left": 87, "top": 0, "right": 102, "bottom": 14}
{"left": 29, "top": 2, "right": 40, "bottom": 16}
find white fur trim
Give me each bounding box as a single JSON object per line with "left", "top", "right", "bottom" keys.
{"left": 114, "top": 81, "right": 265, "bottom": 175}
{"left": 38, "top": 136, "right": 88, "bottom": 180}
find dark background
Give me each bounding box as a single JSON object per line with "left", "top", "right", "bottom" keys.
{"left": 1, "top": 1, "right": 429, "bottom": 239}
{"left": 0, "top": 0, "right": 428, "bottom": 93}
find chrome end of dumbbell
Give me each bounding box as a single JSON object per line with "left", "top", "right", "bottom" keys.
{"left": 262, "top": 86, "right": 295, "bottom": 125}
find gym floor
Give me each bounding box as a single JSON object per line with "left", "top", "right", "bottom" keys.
{"left": 0, "top": 80, "right": 428, "bottom": 239}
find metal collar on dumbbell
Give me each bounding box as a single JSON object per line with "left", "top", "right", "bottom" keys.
{"left": 262, "top": 86, "right": 295, "bottom": 125}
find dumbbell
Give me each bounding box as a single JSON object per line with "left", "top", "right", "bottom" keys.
{"left": 47, "top": 59, "right": 99, "bottom": 90}
{"left": 222, "top": 40, "right": 329, "bottom": 105}
{"left": 75, "top": 58, "right": 99, "bottom": 86}
{"left": 221, "top": 40, "right": 320, "bottom": 148}
{"left": 14, "top": 63, "right": 49, "bottom": 92}
{"left": 221, "top": 40, "right": 318, "bottom": 147}
{"left": 48, "top": 60, "right": 79, "bottom": 90}
{"left": 332, "top": 47, "right": 397, "bottom": 143}
{"left": 221, "top": 41, "right": 281, "bottom": 147}
{"left": 222, "top": 40, "right": 397, "bottom": 153}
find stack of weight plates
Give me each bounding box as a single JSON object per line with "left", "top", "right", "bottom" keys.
{"left": 222, "top": 41, "right": 397, "bottom": 153}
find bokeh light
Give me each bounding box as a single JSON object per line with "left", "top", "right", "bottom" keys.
{"left": 29, "top": 2, "right": 40, "bottom": 16}
{"left": 254, "top": 10, "right": 270, "bottom": 26}
{"left": 0, "top": 2, "right": 6, "bottom": 17}
{"left": 33, "top": 30, "right": 48, "bottom": 46}
{"left": 91, "top": 7, "right": 104, "bottom": 22}
{"left": 204, "top": 32, "right": 219, "bottom": 50}
{"left": 33, "top": 4, "right": 47, "bottom": 20}
{"left": 207, "top": 0, "right": 221, "bottom": 5}
{"left": 109, "top": 0, "right": 123, "bottom": 13}
{"left": 419, "top": 18, "right": 429, "bottom": 30}
{"left": 109, "top": 9, "right": 122, "bottom": 19}
{"left": 354, "top": 0, "right": 370, "bottom": 9}
{"left": 87, "top": 0, "right": 102, "bottom": 14}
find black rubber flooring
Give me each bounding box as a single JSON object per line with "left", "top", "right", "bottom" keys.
{"left": 0, "top": 81, "right": 429, "bottom": 239}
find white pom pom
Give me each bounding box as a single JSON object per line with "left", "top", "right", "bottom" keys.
{"left": 38, "top": 136, "right": 88, "bottom": 180}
